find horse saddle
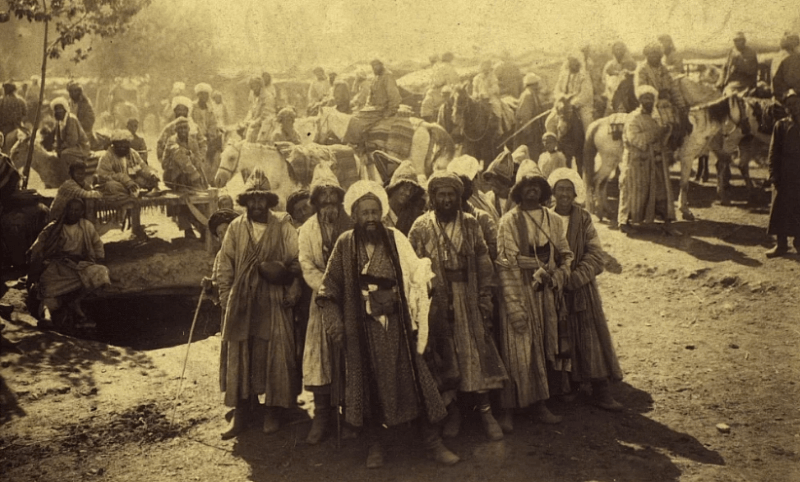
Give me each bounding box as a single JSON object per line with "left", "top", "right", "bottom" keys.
{"left": 607, "top": 113, "right": 628, "bottom": 141}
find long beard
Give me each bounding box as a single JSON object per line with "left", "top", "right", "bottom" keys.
{"left": 318, "top": 204, "right": 340, "bottom": 224}
{"left": 355, "top": 224, "right": 383, "bottom": 245}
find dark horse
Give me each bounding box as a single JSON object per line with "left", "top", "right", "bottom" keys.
{"left": 545, "top": 96, "right": 585, "bottom": 175}
{"left": 450, "top": 83, "right": 504, "bottom": 163}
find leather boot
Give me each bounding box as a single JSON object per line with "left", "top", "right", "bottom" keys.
{"left": 766, "top": 237, "right": 789, "bottom": 258}
{"left": 221, "top": 401, "right": 249, "bottom": 440}
{"left": 262, "top": 407, "right": 280, "bottom": 434}
{"left": 442, "top": 403, "right": 461, "bottom": 438}
{"left": 533, "top": 400, "right": 562, "bottom": 424}
{"left": 498, "top": 409, "right": 514, "bottom": 434}
{"left": 592, "top": 380, "right": 623, "bottom": 412}
{"left": 306, "top": 393, "right": 331, "bottom": 444}
{"left": 479, "top": 406, "right": 504, "bottom": 441}
{"left": 366, "top": 443, "right": 385, "bottom": 469}
{"left": 421, "top": 420, "right": 460, "bottom": 466}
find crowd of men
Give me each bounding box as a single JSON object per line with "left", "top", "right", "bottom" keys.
{"left": 1, "top": 29, "right": 799, "bottom": 467}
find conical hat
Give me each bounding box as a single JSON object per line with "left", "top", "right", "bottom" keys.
{"left": 309, "top": 163, "right": 344, "bottom": 202}
{"left": 386, "top": 160, "right": 421, "bottom": 193}
{"left": 509, "top": 159, "right": 547, "bottom": 203}
{"left": 484, "top": 149, "right": 515, "bottom": 185}
{"left": 236, "top": 168, "right": 280, "bottom": 207}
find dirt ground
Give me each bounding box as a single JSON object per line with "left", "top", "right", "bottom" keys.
{"left": 2, "top": 164, "right": 799, "bottom": 482}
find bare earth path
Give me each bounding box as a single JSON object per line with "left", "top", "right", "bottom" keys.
{"left": 2, "top": 167, "right": 799, "bottom": 482}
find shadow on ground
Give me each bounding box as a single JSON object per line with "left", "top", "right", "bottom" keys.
{"left": 224, "top": 383, "right": 723, "bottom": 482}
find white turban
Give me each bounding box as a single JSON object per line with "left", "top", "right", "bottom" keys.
{"left": 344, "top": 180, "right": 390, "bottom": 218}
{"left": 194, "top": 83, "right": 213, "bottom": 95}
{"left": 172, "top": 81, "right": 185, "bottom": 92}
{"left": 523, "top": 73, "right": 541, "bottom": 87}
{"left": 548, "top": 167, "right": 586, "bottom": 205}
{"left": 446, "top": 155, "right": 482, "bottom": 180}
{"left": 171, "top": 95, "right": 193, "bottom": 111}
{"left": 634, "top": 84, "right": 659, "bottom": 101}
{"left": 50, "top": 97, "right": 70, "bottom": 112}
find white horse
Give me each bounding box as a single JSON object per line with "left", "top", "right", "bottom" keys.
{"left": 214, "top": 130, "right": 381, "bottom": 208}
{"left": 312, "top": 106, "right": 455, "bottom": 179}
{"left": 583, "top": 76, "right": 723, "bottom": 222}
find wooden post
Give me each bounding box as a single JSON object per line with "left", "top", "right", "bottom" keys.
{"left": 22, "top": 0, "right": 49, "bottom": 190}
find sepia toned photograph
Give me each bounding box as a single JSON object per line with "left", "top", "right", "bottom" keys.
{"left": 1, "top": 0, "right": 799, "bottom": 480}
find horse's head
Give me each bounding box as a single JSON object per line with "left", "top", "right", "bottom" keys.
{"left": 451, "top": 81, "right": 471, "bottom": 123}
{"left": 554, "top": 96, "right": 574, "bottom": 119}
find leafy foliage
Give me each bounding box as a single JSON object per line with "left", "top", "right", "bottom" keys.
{"left": 1, "top": 0, "right": 151, "bottom": 63}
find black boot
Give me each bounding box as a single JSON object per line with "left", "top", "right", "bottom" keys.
{"left": 421, "top": 418, "right": 460, "bottom": 466}
{"left": 592, "top": 380, "right": 623, "bottom": 412}
{"left": 221, "top": 401, "right": 249, "bottom": 440}
{"left": 306, "top": 393, "right": 331, "bottom": 444}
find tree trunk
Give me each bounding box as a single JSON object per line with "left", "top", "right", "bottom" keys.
{"left": 22, "top": 0, "right": 48, "bottom": 190}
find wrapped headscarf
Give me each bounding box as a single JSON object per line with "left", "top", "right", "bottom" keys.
{"left": 548, "top": 167, "right": 586, "bottom": 205}
{"left": 344, "top": 180, "right": 389, "bottom": 218}
{"left": 446, "top": 155, "right": 481, "bottom": 181}
{"left": 110, "top": 129, "right": 133, "bottom": 143}
{"left": 50, "top": 97, "right": 70, "bottom": 112}
{"left": 277, "top": 107, "right": 297, "bottom": 122}
{"left": 523, "top": 73, "right": 541, "bottom": 87}
{"left": 171, "top": 96, "right": 193, "bottom": 111}
{"left": 643, "top": 42, "right": 664, "bottom": 57}
{"left": 426, "top": 170, "right": 464, "bottom": 198}
{"left": 634, "top": 84, "right": 659, "bottom": 101}
{"left": 194, "top": 83, "right": 213, "bottom": 95}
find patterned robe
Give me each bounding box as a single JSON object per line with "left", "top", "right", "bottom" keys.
{"left": 495, "top": 207, "right": 573, "bottom": 408}
{"left": 408, "top": 212, "right": 507, "bottom": 394}
{"left": 560, "top": 206, "right": 623, "bottom": 383}
{"left": 216, "top": 212, "right": 301, "bottom": 408}
{"left": 316, "top": 227, "right": 445, "bottom": 428}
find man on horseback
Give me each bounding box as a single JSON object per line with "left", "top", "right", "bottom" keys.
{"left": 307, "top": 67, "right": 330, "bottom": 116}
{"left": 658, "top": 35, "right": 684, "bottom": 75}
{"left": 472, "top": 60, "right": 513, "bottom": 138}
{"left": 554, "top": 54, "right": 594, "bottom": 140}
{"left": 515, "top": 73, "right": 546, "bottom": 160}
{"left": 364, "top": 59, "right": 401, "bottom": 119}
{"left": 270, "top": 107, "right": 303, "bottom": 146}
{"left": 635, "top": 42, "right": 689, "bottom": 149}
{"left": 603, "top": 42, "right": 637, "bottom": 114}
{"left": 718, "top": 32, "right": 759, "bottom": 96}
{"left": 157, "top": 96, "right": 207, "bottom": 165}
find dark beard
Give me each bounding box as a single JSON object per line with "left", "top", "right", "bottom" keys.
{"left": 434, "top": 206, "right": 458, "bottom": 222}
{"left": 355, "top": 223, "right": 384, "bottom": 246}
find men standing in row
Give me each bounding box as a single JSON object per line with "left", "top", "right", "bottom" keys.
{"left": 316, "top": 180, "right": 459, "bottom": 468}
{"left": 0, "top": 81, "right": 27, "bottom": 138}
{"left": 407, "top": 171, "right": 507, "bottom": 442}
{"left": 718, "top": 32, "right": 759, "bottom": 96}
{"left": 298, "top": 164, "right": 353, "bottom": 444}
{"left": 216, "top": 169, "right": 302, "bottom": 439}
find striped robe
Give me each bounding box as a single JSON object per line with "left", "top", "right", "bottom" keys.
{"left": 561, "top": 206, "right": 623, "bottom": 383}
{"left": 617, "top": 108, "right": 675, "bottom": 224}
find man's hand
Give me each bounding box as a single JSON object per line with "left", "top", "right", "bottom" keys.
{"left": 201, "top": 276, "right": 214, "bottom": 293}
{"left": 129, "top": 185, "right": 140, "bottom": 197}
{"left": 509, "top": 312, "right": 528, "bottom": 334}
{"left": 328, "top": 322, "right": 345, "bottom": 348}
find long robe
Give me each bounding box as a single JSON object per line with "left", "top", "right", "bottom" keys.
{"left": 767, "top": 117, "right": 800, "bottom": 237}
{"left": 561, "top": 206, "right": 623, "bottom": 382}
{"left": 30, "top": 218, "right": 108, "bottom": 300}
{"left": 316, "top": 227, "right": 444, "bottom": 428}
{"left": 298, "top": 211, "right": 353, "bottom": 388}
{"left": 514, "top": 88, "right": 545, "bottom": 159}
{"left": 215, "top": 211, "right": 301, "bottom": 408}
{"left": 408, "top": 212, "right": 507, "bottom": 394}
{"left": 495, "top": 207, "right": 573, "bottom": 408}
{"left": 617, "top": 108, "right": 675, "bottom": 224}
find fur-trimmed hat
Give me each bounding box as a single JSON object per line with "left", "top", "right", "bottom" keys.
{"left": 385, "top": 160, "right": 422, "bottom": 194}
{"left": 309, "top": 163, "right": 344, "bottom": 205}
{"left": 635, "top": 84, "right": 659, "bottom": 101}
{"left": 50, "top": 96, "right": 70, "bottom": 112}
{"left": 236, "top": 168, "right": 280, "bottom": 208}
{"left": 510, "top": 159, "right": 549, "bottom": 204}
{"left": 208, "top": 209, "right": 240, "bottom": 239}
{"left": 110, "top": 129, "right": 134, "bottom": 143}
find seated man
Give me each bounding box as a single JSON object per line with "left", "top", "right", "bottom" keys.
{"left": 96, "top": 130, "right": 160, "bottom": 238}
{"left": 48, "top": 162, "right": 103, "bottom": 222}
{"left": 156, "top": 96, "right": 207, "bottom": 164}
{"left": 28, "top": 198, "right": 110, "bottom": 331}
{"left": 270, "top": 107, "right": 302, "bottom": 150}
{"left": 162, "top": 117, "right": 207, "bottom": 239}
